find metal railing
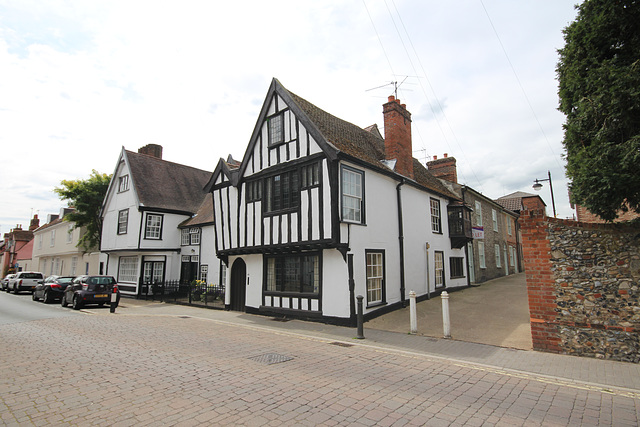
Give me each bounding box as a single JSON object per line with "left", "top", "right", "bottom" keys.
{"left": 139, "top": 280, "right": 226, "bottom": 309}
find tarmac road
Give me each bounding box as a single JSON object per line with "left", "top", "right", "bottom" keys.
{"left": 366, "top": 273, "right": 533, "bottom": 350}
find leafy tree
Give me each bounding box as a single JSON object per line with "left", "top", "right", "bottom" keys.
{"left": 557, "top": 0, "right": 640, "bottom": 221}
{"left": 54, "top": 170, "right": 112, "bottom": 251}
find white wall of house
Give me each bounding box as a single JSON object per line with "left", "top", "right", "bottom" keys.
{"left": 32, "top": 219, "right": 100, "bottom": 277}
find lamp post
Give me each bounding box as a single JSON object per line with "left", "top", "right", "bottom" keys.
{"left": 533, "top": 170, "right": 557, "bottom": 217}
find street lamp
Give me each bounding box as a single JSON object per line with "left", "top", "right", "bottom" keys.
{"left": 533, "top": 170, "right": 557, "bottom": 217}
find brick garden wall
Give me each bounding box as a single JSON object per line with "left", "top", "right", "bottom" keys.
{"left": 520, "top": 209, "right": 640, "bottom": 363}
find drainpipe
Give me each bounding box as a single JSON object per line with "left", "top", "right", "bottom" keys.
{"left": 396, "top": 179, "right": 406, "bottom": 308}
{"left": 462, "top": 186, "right": 471, "bottom": 287}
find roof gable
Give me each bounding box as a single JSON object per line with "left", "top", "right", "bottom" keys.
{"left": 233, "top": 78, "right": 458, "bottom": 200}
{"left": 125, "top": 150, "right": 212, "bottom": 214}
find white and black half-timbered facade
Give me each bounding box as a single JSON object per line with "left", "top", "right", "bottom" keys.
{"left": 206, "top": 79, "right": 472, "bottom": 324}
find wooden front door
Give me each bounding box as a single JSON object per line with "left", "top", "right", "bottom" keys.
{"left": 230, "top": 258, "right": 246, "bottom": 311}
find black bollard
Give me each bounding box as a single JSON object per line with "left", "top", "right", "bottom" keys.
{"left": 356, "top": 295, "right": 365, "bottom": 339}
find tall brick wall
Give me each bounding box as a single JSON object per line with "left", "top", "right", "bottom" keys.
{"left": 520, "top": 209, "right": 640, "bottom": 363}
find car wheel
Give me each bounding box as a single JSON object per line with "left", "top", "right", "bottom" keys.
{"left": 72, "top": 295, "right": 82, "bottom": 310}
{"left": 61, "top": 294, "right": 69, "bottom": 307}
{"left": 43, "top": 290, "right": 53, "bottom": 304}
{"left": 32, "top": 292, "right": 38, "bottom": 301}
{"left": 13, "top": 285, "right": 19, "bottom": 295}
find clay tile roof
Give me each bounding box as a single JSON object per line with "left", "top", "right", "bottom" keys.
{"left": 180, "top": 193, "right": 214, "bottom": 227}
{"left": 286, "top": 89, "right": 458, "bottom": 200}
{"left": 126, "top": 150, "right": 212, "bottom": 214}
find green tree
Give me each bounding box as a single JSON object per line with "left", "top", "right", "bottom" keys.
{"left": 557, "top": 0, "right": 640, "bottom": 221}
{"left": 54, "top": 170, "right": 112, "bottom": 251}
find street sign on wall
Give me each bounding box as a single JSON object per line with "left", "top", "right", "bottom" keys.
{"left": 472, "top": 226, "right": 484, "bottom": 239}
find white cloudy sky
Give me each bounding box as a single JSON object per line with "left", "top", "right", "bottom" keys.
{"left": 0, "top": 0, "right": 579, "bottom": 235}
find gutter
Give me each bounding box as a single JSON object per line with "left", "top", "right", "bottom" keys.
{"left": 396, "top": 179, "right": 406, "bottom": 308}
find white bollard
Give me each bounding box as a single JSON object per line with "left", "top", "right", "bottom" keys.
{"left": 409, "top": 290, "right": 417, "bottom": 334}
{"left": 441, "top": 291, "right": 451, "bottom": 338}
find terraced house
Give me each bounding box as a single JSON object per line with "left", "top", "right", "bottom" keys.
{"left": 207, "top": 79, "right": 472, "bottom": 324}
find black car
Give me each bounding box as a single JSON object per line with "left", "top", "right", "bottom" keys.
{"left": 61, "top": 275, "right": 120, "bottom": 310}
{"left": 33, "top": 275, "right": 75, "bottom": 303}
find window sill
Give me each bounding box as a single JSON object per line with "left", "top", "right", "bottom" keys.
{"left": 366, "top": 301, "right": 387, "bottom": 309}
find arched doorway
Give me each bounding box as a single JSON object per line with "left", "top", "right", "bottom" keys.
{"left": 230, "top": 258, "right": 246, "bottom": 311}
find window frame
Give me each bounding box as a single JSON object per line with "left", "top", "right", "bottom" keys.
{"left": 301, "top": 162, "right": 320, "bottom": 190}
{"left": 144, "top": 213, "right": 163, "bottom": 240}
{"left": 475, "top": 201, "right": 483, "bottom": 227}
{"left": 492, "top": 209, "right": 498, "bottom": 232}
{"left": 341, "top": 165, "right": 365, "bottom": 224}
{"left": 264, "top": 252, "right": 321, "bottom": 296}
{"left": 365, "top": 250, "right": 386, "bottom": 307}
{"left": 450, "top": 257, "right": 465, "bottom": 279}
{"left": 434, "top": 251, "right": 445, "bottom": 287}
{"left": 430, "top": 198, "right": 442, "bottom": 234}
{"left": 118, "top": 256, "right": 139, "bottom": 283}
{"left": 495, "top": 244, "right": 502, "bottom": 268}
{"left": 265, "top": 170, "right": 300, "bottom": 214}
{"left": 118, "top": 209, "right": 129, "bottom": 235}
{"left": 267, "top": 112, "right": 285, "bottom": 147}
{"left": 118, "top": 175, "right": 130, "bottom": 193}
{"left": 246, "top": 180, "right": 262, "bottom": 203}
{"left": 478, "top": 241, "right": 486, "bottom": 269}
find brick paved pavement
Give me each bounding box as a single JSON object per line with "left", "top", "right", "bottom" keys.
{"left": 1, "top": 305, "right": 639, "bottom": 426}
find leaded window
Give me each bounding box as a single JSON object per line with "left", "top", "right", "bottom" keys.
{"left": 268, "top": 113, "right": 284, "bottom": 146}
{"left": 266, "top": 171, "right": 299, "bottom": 213}
{"left": 265, "top": 253, "right": 320, "bottom": 294}
{"left": 118, "top": 209, "right": 128, "bottom": 235}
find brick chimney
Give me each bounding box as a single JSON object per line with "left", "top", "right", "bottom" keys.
{"left": 427, "top": 153, "right": 458, "bottom": 183}
{"left": 29, "top": 214, "right": 40, "bottom": 231}
{"left": 383, "top": 95, "right": 413, "bottom": 179}
{"left": 138, "top": 144, "right": 163, "bottom": 159}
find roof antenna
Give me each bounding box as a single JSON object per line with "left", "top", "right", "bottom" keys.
{"left": 366, "top": 76, "right": 411, "bottom": 98}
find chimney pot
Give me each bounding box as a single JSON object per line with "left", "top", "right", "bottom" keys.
{"left": 388, "top": 95, "right": 395, "bottom": 102}
{"left": 433, "top": 155, "right": 437, "bottom": 160}
{"left": 444, "top": 153, "right": 448, "bottom": 158}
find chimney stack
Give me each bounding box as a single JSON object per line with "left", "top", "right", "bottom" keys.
{"left": 138, "top": 144, "right": 163, "bottom": 159}
{"left": 427, "top": 154, "right": 458, "bottom": 183}
{"left": 29, "top": 214, "right": 40, "bottom": 231}
{"left": 383, "top": 95, "right": 414, "bottom": 179}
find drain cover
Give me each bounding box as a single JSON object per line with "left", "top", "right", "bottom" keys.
{"left": 249, "top": 353, "right": 294, "bottom": 365}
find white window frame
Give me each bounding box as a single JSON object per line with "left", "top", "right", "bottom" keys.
{"left": 50, "top": 230, "right": 56, "bottom": 247}
{"left": 144, "top": 214, "right": 163, "bottom": 240}
{"left": 475, "top": 201, "right": 482, "bottom": 227}
{"left": 478, "top": 241, "right": 486, "bottom": 269}
{"left": 495, "top": 244, "right": 501, "bottom": 268}
{"left": 492, "top": 209, "right": 498, "bottom": 232}
{"left": 118, "top": 257, "right": 139, "bottom": 283}
{"left": 366, "top": 251, "right": 384, "bottom": 305}
{"left": 341, "top": 166, "right": 364, "bottom": 224}
{"left": 434, "top": 251, "right": 445, "bottom": 287}
{"left": 507, "top": 214, "right": 512, "bottom": 235}
{"left": 190, "top": 228, "right": 200, "bottom": 245}
{"left": 71, "top": 256, "right": 78, "bottom": 275}
{"left": 430, "top": 198, "right": 442, "bottom": 233}
{"left": 119, "top": 175, "right": 129, "bottom": 192}
{"left": 200, "top": 265, "right": 208, "bottom": 283}
{"left": 118, "top": 209, "right": 129, "bottom": 235}
{"left": 67, "top": 224, "right": 73, "bottom": 243}
{"left": 181, "top": 229, "right": 190, "bottom": 246}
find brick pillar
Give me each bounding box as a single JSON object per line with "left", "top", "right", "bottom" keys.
{"left": 520, "top": 209, "right": 562, "bottom": 353}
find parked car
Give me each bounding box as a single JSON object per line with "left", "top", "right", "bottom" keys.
{"left": 7, "top": 271, "right": 44, "bottom": 294}
{"left": 1, "top": 274, "right": 16, "bottom": 291}
{"left": 61, "top": 275, "right": 120, "bottom": 310}
{"left": 33, "top": 275, "right": 75, "bottom": 303}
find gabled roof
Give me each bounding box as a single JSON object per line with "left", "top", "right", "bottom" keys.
{"left": 495, "top": 191, "right": 545, "bottom": 212}
{"left": 125, "top": 150, "right": 212, "bottom": 214}
{"left": 231, "top": 78, "right": 458, "bottom": 200}
{"left": 180, "top": 193, "right": 214, "bottom": 228}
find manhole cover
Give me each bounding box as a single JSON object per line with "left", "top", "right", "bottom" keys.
{"left": 249, "top": 353, "right": 294, "bottom": 365}
{"left": 329, "top": 342, "right": 353, "bottom": 347}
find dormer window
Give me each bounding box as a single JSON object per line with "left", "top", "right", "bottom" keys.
{"left": 268, "top": 113, "right": 284, "bottom": 146}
